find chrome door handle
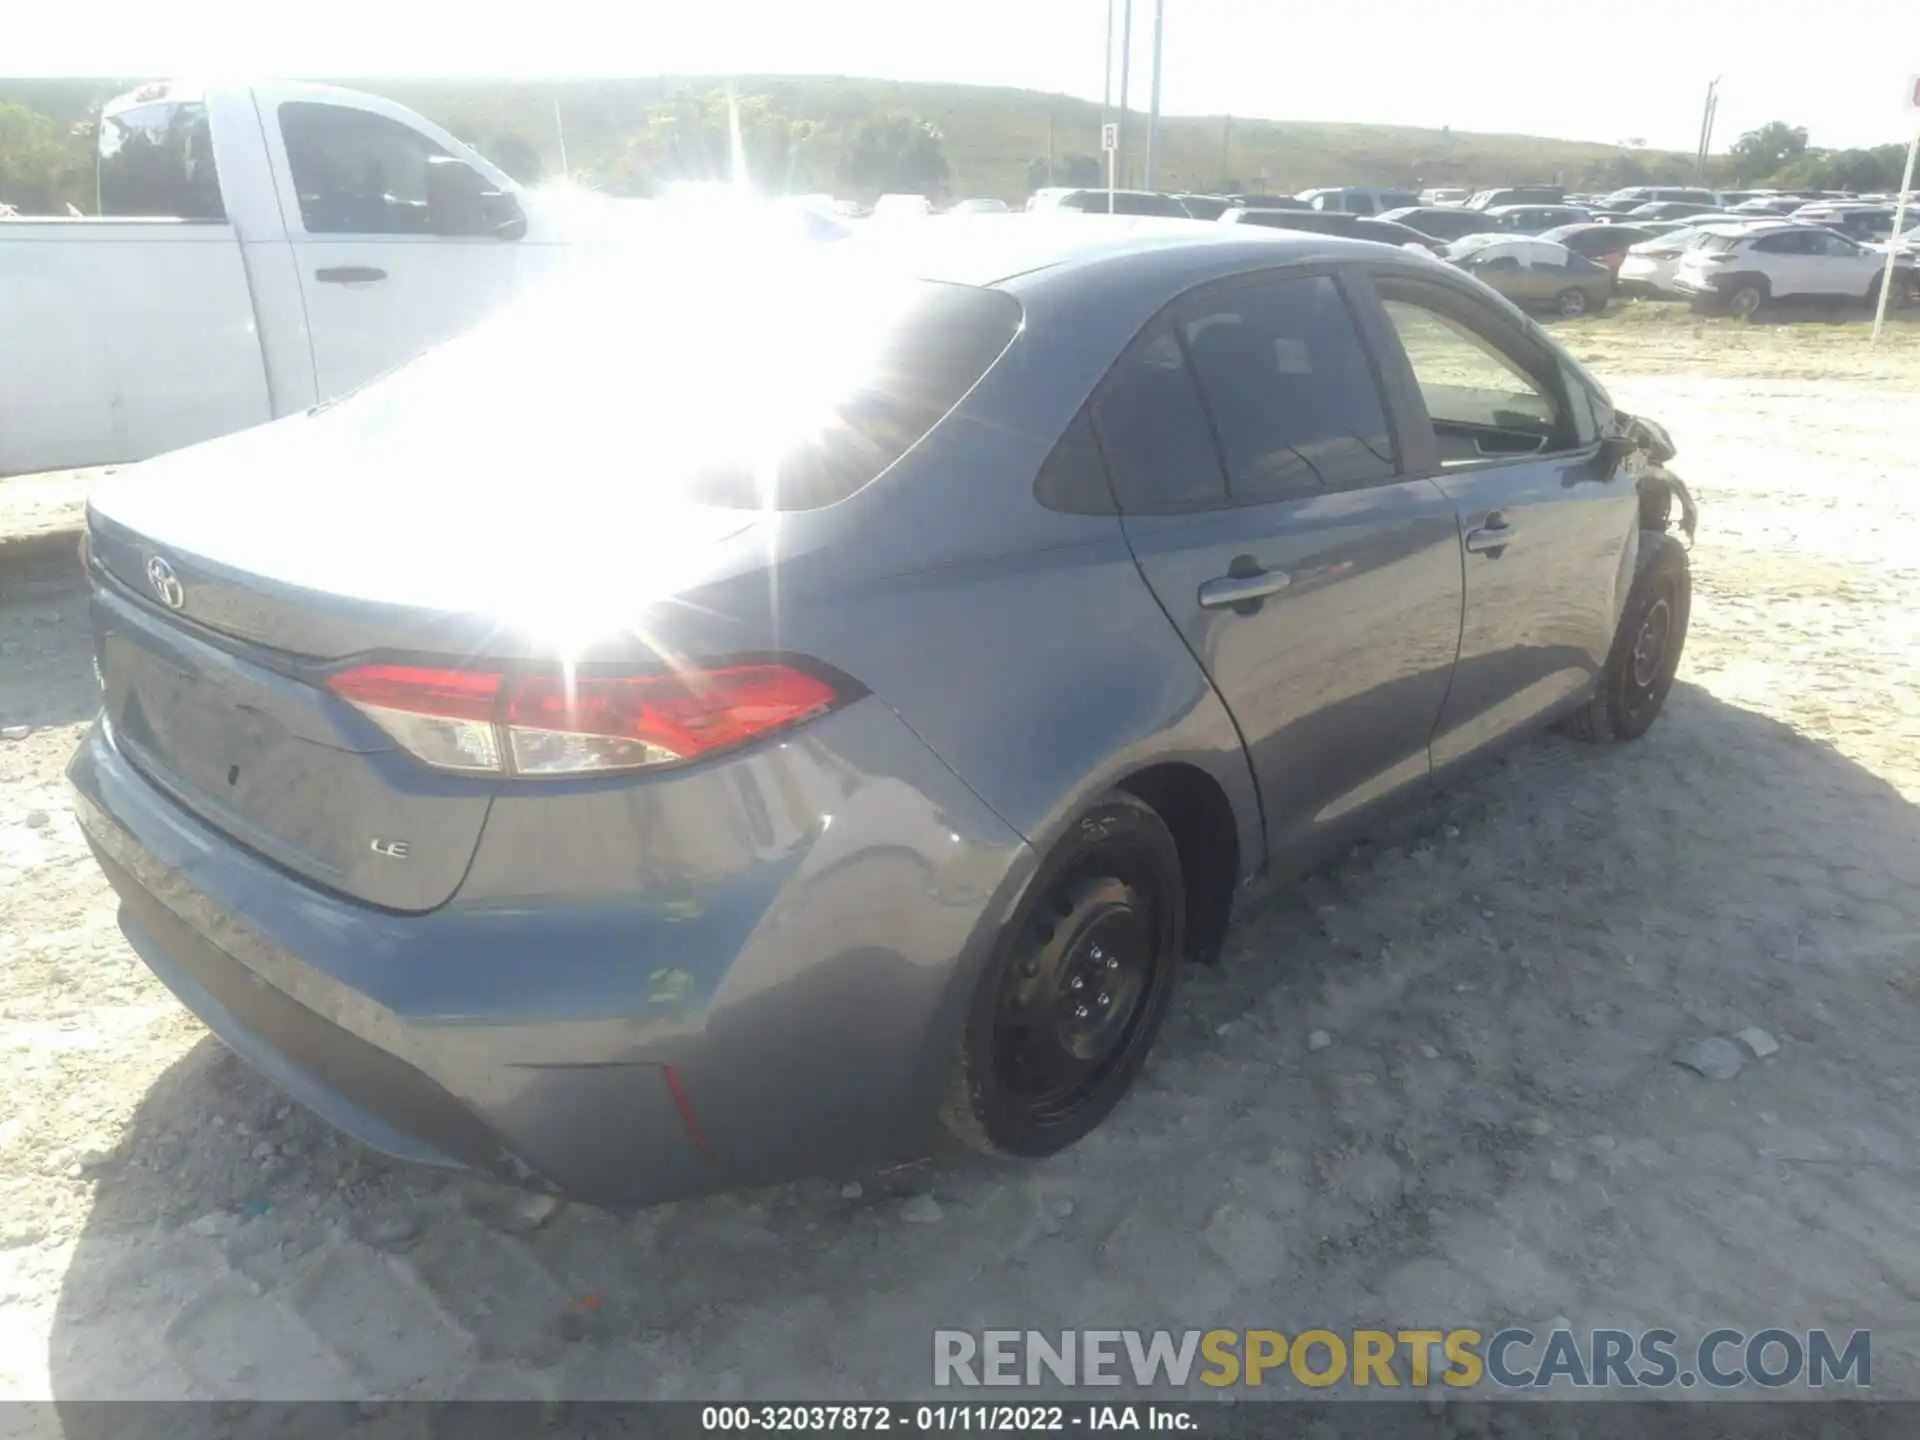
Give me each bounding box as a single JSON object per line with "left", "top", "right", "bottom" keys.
{"left": 1464, "top": 515, "right": 1519, "bottom": 554}
{"left": 1198, "top": 568, "right": 1291, "bottom": 610}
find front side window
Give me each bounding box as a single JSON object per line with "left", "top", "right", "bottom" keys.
{"left": 1175, "top": 275, "right": 1396, "bottom": 499}
{"left": 97, "top": 100, "right": 224, "bottom": 220}
{"left": 279, "top": 102, "right": 448, "bottom": 235}
{"left": 1377, "top": 286, "right": 1572, "bottom": 464}
{"left": 1752, "top": 231, "right": 1812, "bottom": 255}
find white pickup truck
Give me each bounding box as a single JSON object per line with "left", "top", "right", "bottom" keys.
{"left": 1, "top": 80, "right": 645, "bottom": 477}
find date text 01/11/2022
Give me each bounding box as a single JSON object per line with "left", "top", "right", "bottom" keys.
{"left": 699, "top": 1404, "right": 1194, "bottom": 1431}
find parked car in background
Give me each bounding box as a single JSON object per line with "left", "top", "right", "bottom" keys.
{"left": 1379, "top": 206, "right": 1502, "bottom": 242}
{"left": 1177, "top": 194, "right": 1232, "bottom": 219}
{"left": 1539, "top": 222, "right": 1659, "bottom": 278}
{"left": 1615, "top": 227, "right": 1721, "bottom": 297}
{"left": 1419, "top": 187, "right": 1471, "bottom": 206}
{"left": 1715, "top": 190, "right": 1780, "bottom": 208}
{"left": 1792, "top": 203, "right": 1920, "bottom": 244}
{"left": 1444, "top": 234, "right": 1613, "bottom": 314}
{"left": 949, "top": 198, "right": 1011, "bottom": 214}
{"left": 1483, "top": 203, "right": 1593, "bottom": 234}
{"left": 1225, "top": 194, "right": 1311, "bottom": 211}
{"left": 1673, "top": 221, "right": 1917, "bottom": 318}
{"left": 1220, "top": 208, "right": 1446, "bottom": 253}
{"left": 1625, "top": 201, "right": 1720, "bottom": 220}
{"left": 0, "top": 79, "right": 663, "bottom": 478}
{"left": 1592, "top": 186, "right": 1716, "bottom": 216}
{"left": 872, "top": 193, "right": 934, "bottom": 220}
{"left": 1464, "top": 185, "right": 1565, "bottom": 210}
{"left": 67, "top": 216, "right": 1696, "bottom": 1204}
{"left": 1297, "top": 186, "right": 1420, "bottom": 215}
{"left": 1033, "top": 188, "right": 1193, "bottom": 218}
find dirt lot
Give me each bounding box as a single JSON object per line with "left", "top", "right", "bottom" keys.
{"left": 2, "top": 308, "right": 1918, "bottom": 1406}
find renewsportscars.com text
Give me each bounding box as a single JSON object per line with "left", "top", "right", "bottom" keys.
{"left": 933, "top": 1328, "right": 1870, "bottom": 1391}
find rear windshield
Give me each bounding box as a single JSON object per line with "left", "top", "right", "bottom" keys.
{"left": 324, "top": 255, "right": 1024, "bottom": 512}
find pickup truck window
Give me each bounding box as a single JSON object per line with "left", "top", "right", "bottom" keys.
{"left": 97, "top": 101, "right": 225, "bottom": 221}
{"left": 279, "top": 102, "right": 449, "bottom": 235}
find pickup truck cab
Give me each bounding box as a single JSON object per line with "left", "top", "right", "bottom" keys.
{"left": 1, "top": 81, "right": 622, "bottom": 477}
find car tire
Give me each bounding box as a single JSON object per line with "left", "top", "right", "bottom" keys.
{"left": 1555, "top": 288, "right": 1590, "bottom": 317}
{"left": 1865, "top": 272, "right": 1911, "bottom": 310}
{"left": 1562, "top": 531, "right": 1692, "bottom": 744}
{"left": 940, "top": 790, "right": 1185, "bottom": 1159}
{"left": 1725, "top": 280, "right": 1767, "bottom": 321}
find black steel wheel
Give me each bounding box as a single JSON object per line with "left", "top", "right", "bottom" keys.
{"left": 1563, "top": 531, "right": 1692, "bottom": 743}
{"left": 942, "top": 792, "right": 1184, "bottom": 1157}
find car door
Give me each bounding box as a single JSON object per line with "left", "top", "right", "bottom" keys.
{"left": 268, "top": 97, "right": 561, "bottom": 401}
{"left": 1806, "top": 228, "right": 1876, "bottom": 295}
{"left": 1356, "top": 269, "right": 1639, "bottom": 770}
{"left": 1746, "top": 229, "right": 1817, "bottom": 296}
{"left": 1093, "top": 270, "right": 1465, "bottom": 870}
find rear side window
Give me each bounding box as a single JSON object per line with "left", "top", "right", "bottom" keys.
{"left": 1176, "top": 275, "right": 1397, "bottom": 498}
{"left": 1752, "top": 231, "right": 1811, "bottom": 254}
{"left": 97, "top": 100, "right": 224, "bottom": 220}
{"left": 1696, "top": 234, "right": 1744, "bottom": 254}
{"left": 1089, "top": 330, "right": 1229, "bottom": 513}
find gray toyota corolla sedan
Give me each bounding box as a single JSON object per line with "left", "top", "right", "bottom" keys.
{"left": 69, "top": 217, "right": 1697, "bottom": 1205}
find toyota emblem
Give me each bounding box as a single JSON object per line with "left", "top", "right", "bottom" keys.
{"left": 146, "top": 556, "right": 185, "bottom": 610}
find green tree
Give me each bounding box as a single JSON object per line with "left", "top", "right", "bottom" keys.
{"left": 830, "top": 113, "right": 948, "bottom": 199}
{"left": 0, "top": 102, "right": 93, "bottom": 214}
{"left": 1765, "top": 143, "right": 1906, "bottom": 192}
{"left": 1028, "top": 152, "right": 1100, "bottom": 189}
{"left": 610, "top": 90, "right": 811, "bottom": 195}
{"left": 1730, "top": 122, "right": 1808, "bottom": 182}
{"left": 486, "top": 132, "right": 544, "bottom": 184}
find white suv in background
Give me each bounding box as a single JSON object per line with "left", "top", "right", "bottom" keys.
{"left": 1616, "top": 227, "right": 1723, "bottom": 297}
{"left": 1672, "top": 222, "right": 1916, "bottom": 318}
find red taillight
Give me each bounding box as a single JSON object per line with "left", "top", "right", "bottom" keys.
{"left": 325, "top": 662, "right": 843, "bottom": 777}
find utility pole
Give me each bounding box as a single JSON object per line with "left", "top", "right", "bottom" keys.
{"left": 1693, "top": 76, "right": 1721, "bottom": 185}
{"left": 553, "top": 94, "right": 570, "bottom": 180}
{"left": 1144, "top": 0, "right": 1165, "bottom": 191}
{"left": 1221, "top": 112, "right": 1232, "bottom": 189}
{"left": 1101, "top": 0, "right": 1114, "bottom": 141}
{"left": 1116, "top": 0, "right": 1133, "bottom": 188}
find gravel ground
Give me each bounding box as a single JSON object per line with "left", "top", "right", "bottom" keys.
{"left": 1, "top": 312, "right": 1918, "bottom": 1405}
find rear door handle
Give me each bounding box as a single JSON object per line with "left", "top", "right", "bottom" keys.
{"left": 1198, "top": 565, "right": 1291, "bottom": 610}
{"left": 314, "top": 266, "right": 388, "bottom": 284}
{"left": 1464, "top": 512, "right": 1519, "bottom": 554}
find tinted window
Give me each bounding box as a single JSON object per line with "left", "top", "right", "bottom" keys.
{"left": 1033, "top": 411, "right": 1116, "bottom": 514}
{"left": 1177, "top": 276, "right": 1396, "bottom": 498}
{"left": 280, "top": 102, "right": 449, "bottom": 234}
{"left": 1113, "top": 192, "right": 1189, "bottom": 217}
{"left": 97, "top": 100, "right": 224, "bottom": 220}
{"left": 1810, "top": 230, "right": 1861, "bottom": 256}
{"left": 1089, "top": 330, "right": 1229, "bottom": 513}
{"left": 1377, "top": 286, "right": 1572, "bottom": 460}
{"left": 1752, "top": 231, "right": 1812, "bottom": 254}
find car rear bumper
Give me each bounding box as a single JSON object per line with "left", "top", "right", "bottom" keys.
{"left": 69, "top": 702, "right": 1033, "bottom": 1206}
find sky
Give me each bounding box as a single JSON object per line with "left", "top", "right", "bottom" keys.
{"left": 8, "top": 0, "right": 1918, "bottom": 152}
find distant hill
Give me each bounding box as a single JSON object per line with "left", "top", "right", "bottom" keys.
{"left": 1, "top": 74, "right": 1699, "bottom": 203}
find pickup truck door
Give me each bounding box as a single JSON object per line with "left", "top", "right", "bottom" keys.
{"left": 1356, "top": 269, "right": 1639, "bottom": 770}
{"left": 263, "top": 93, "right": 565, "bottom": 399}
{"left": 1096, "top": 271, "right": 1464, "bottom": 872}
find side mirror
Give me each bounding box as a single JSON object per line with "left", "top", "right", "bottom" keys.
{"left": 1597, "top": 434, "right": 1636, "bottom": 469}
{"left": 426, "top": 155, "right": 526, "bottom": 240}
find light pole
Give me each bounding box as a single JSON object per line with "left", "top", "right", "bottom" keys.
{"left": 1144, "top": 0, "right": 1165, "bottom": 191}
{"left": 1116, "top": 0, "right": 1133, "bottom": 189}
{"left": 1101, "top": 0, "right": 1114, "bottom": 142}
{"left": 1693, "top": 76, "right": 1721, "bottom": 186}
